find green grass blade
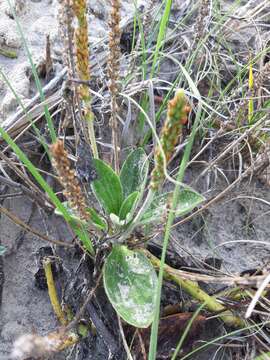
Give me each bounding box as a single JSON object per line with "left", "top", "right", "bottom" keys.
{"left": 0, "top": 126, "right": 94, "bottom": 254}
{"left": 138, "top": 0, "right": 172, "bottom": 133}
{"left": 171, "top": 303, "right": 206, "bottom": 360}
{"left": 254, "top": 352, "right": 270, "bottom": 360}
{"left": 148, "top": 69, "right": 202, "bottom": 360}
{"left": 150, "top": 0, "right": 172, "bottom": 77}
{"left": 0, "top": 69, "right": 50, "bottom": 156}
{"left": 7, "top": 0, "right": 56, "bottom": 143}
{"left": 180, "top": 321, "right": 265, "bottom": 360}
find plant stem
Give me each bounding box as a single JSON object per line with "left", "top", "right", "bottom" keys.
{"left": 171, "top": 302, "right": 206, "bottom": 360}
{"left": 143, "top": 249, "right": 245, "bottom": 328}
{"left": 148, "top": 80, "right": 203, "bottom": 360}
{"left": 43, "top": 258, "right": 67, "bottom": 326}
{"left": 55, "top": 332, "right": 80, "bottom": 350}
{"left": 85, "top": 106, "right": 99, "bottom": 159}
{"left": 119, "top": 188, "right": 156, "bottom": 242}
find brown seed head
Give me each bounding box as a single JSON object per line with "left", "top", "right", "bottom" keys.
{"left": 150, "top": 90, "right": 190, "bottom": 190}
{"left": 50, "top": 140, "right": 90, "bottom": 222}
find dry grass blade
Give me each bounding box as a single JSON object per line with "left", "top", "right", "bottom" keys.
{"left": 0, "top": 205, "right": 73, "bottom": 248}
{"left": 0, "top": 150, "right": 51, "bottom": 208}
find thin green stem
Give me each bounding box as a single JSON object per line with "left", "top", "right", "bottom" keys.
{"left": 138, "top": 0, "right": 172, "bottom": 133}
{"left": 150, "top": 0, "right": 172, "bottom": 77}
{"left": 180, "top": 321, "right": 266, "bottom": 360}
{"left": 171, "top": 303, "right": 206, "bottom": 360}
{"left": 85, "top": 109, "right": 99, "bottom": 159}
{"left": 119, "top": 188, "right": 156, "bottom": 242}
{"left": 148, "top": 69, "right": 203, "bottom": 360}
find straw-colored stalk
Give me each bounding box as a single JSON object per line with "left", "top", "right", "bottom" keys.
{"left": 43, "top": 258, "right": 67, "bottom": 325}
{"left": 120, "top": 90, "right": 191, "bottom": 242}
{"left": 142, "top": 248, "right": 245, "bottom": 328}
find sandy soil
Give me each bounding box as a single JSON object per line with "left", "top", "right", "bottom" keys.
{"left": 0, "top": 0, "right": 145, "bottom": 120}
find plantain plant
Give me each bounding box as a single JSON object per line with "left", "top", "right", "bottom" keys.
{"left": 53, "top": 90, "right": 205, "bottom": 328}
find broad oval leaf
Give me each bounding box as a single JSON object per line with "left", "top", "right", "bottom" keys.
{"left": 119, "top": 191, "right": 139, "bottom": 221}
{"left": 120, "top": 148, "right": 149, "bottom": 199}
{"left": 92, "top": 159, "right": 123, "bottom": 215}
{"left": 103, "top": 245, "right": 158, "bottom": 328}
{"left": 140, "top": 188, "right": 205, "bottom": 225}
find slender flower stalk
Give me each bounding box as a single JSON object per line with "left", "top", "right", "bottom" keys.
{"left": 120, "top": 90, "right": 190, "bottom": 242}
{"left": 230, "top": 61, "right": 270, "bottom": 125}
{"left": 150, "top": 89, "right": 190, "bottom": 190}
{"left": 50, "top": 139, "right": 90, "bottom": 222}
{"left": 108, "top": 0, "right": 122, "bottom": 173}
{"left": 72, "top": 0, "right": 98, "bottom": 158}
{"left": 58, "top": 0, "right": 75, "bottom": 80}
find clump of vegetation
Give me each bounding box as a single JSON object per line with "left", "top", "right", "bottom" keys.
{"left": 51, "top": 89, "right": 208, "bottom": 329}
{"left": 1, "top": 0, "right": 270, "bottom": 359}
